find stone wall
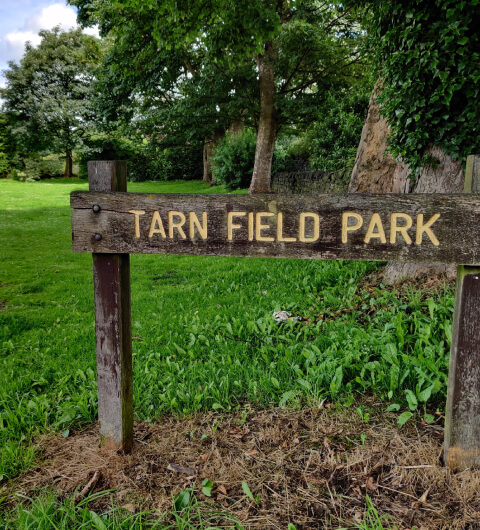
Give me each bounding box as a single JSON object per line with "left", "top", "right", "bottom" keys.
{"left": 271, "top": 167, "right": 351, "bottom": 194}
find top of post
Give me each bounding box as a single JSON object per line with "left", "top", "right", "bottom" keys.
{"left": 464, "top": 155, "right": 480, "bottom": 194}
{"left": 88, "top": 161, "right": 127, "bottom": 192}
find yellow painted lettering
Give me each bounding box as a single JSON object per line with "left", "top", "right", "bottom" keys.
{"left": 148, "top": 211, "right": 166, "bottom": 238}
{"left": 248, "top": 212, "right": 254, "bottom": 241}
{"left": 277, "top": 212, "right": 297, "bottom": 242}
{"left": 416, "top": 213, "right": 440, "bottom": 246}
{"left": 168, "top": 211, "right": 187, "bottom": 239}
{"left": 299, "top": 212, "right": 320, "bottom": 243}
{"left": 129, "top": 209, "right": 145, "bottom": 238}
{"left": 189, "top": 211, "right": 207, "bottom": 239}
{"left": 256, "top": 212, "right": 275, "bottom": 242}
{"left": 364, "top": 213, "right": 386, "bottom": 244}
{"left": 227, "top": 212, "right": 246, "bottom": 240}
{"left": 341, "top": 212, "right": 363, "bottom": 243}
{"left": 390, "top": 213, "right": 412, "bottom": 244}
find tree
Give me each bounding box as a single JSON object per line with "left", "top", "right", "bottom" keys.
{"left": 1, "top": 28, "right": 102, "bottom": 178}
{"left": 348, "top": 0, "right": 480, "bottom": 185}
{"left": 364, "top": 1, "right": 480, "bottom": 172}
{"left": 94, "top": 28, "right": 251, "bottom": 183}
{"left": 70, "top": 0, "right": 365, "bottom": 191}
{"left": 346, "top": 1, "right": 480, "bottom": 282}
{"left": 0, "top": 113, "right": 22, "bottom": 178}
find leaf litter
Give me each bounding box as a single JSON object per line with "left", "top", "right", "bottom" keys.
{"left": 3, "top": 403, "right": 480, "bottom": 529}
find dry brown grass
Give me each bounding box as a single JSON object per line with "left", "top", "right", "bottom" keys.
{"left": 4, "top": 403, "right": 480, "bottom": 529}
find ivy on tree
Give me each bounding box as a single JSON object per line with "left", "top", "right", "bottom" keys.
{"left": 1, "top": 28, "right": 102, "bottom": 178}
{"left": 359, "top": 0, "right": 480, "bottom": 171}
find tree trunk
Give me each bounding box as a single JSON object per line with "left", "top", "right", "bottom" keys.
{"left": 203, "top": 138, "right": 214, "bottom": 184}
{"left": 249, "top": 41, "right": 277, "bottom": 194}
{"left": 349, "top": 81, "right": 410, "bottom": 194}
{"left": 383, "top": 146, "right": 464, "bottom": 283}
{"left": 349, "top": 82, "right": 464, "bottom": 284}
{"left": 64, "top": 149, "right": 73, "bottom": 178}
{"left": 203, "top": 129, "right": 224, "bottom": 184}
{"left": 228, "top": 117, "right": 245, "bottom": 138}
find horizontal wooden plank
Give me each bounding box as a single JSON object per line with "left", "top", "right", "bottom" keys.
{"left": 71, "top": 192, "right": 480, "bottom": 264}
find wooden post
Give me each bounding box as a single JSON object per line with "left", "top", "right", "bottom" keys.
{"left": 89, "top": 161, "right": 133, "bottom": 452}
{"left": 445, "top": 155, "right": 480, "bottom": 470}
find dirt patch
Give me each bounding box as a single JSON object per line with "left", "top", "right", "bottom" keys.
{"left": 4, "top": 405, "right": 480, "bottom": 529}
{"left": 363, "top": 269, "right": 455, "bottom": 296}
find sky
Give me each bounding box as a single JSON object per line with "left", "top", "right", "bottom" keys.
{"left": 0, "top": 0, "right": 98, "bottom": 86}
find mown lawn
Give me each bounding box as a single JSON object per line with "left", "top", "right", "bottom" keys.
{"left": 0, "top": 178, "right": 454, "bottom": 486}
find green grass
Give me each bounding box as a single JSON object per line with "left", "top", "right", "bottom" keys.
{"left": 0, "top": 178, "right": 454, "bottom": 483}
{"left": 0, "top": 489, "right": 243, "bottom": 529}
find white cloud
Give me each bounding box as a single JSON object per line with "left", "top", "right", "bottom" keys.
{"left": 23, "top": 3, "right": 78, "bottom": 33}
{"left": 4, "top": 30, "right": 42, "bottom": 60}
{"left": 1, "top": 3, "right": 99, "bottom": 66}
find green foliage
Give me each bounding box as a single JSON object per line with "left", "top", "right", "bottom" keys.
{"left": 305, "top": 84, "right": 370, "bottom": 171}
{"left": 14, "top": 155, "right": 66, "bottom": 182}
{"left": 0, "top": 489, "right": 242, "bottom": 528}
{"left": 0, "top": 27, "right": 102, "bottom": 175}
{"left": 354, "top": 495, "right": 399, "bottom": 530}
{"left": 134, "top": 143, "right": 203, "bottom": 182}
{"left": 212, "top": 131, "right": 293, "bottom": 189}
{"left": 212, "top": 131, "right": 256, "bottom": 190}
{"left": 362, "top": 1, "right": 480, "bottom": 171}
{"left": 70, "top": 0, "right": 367, "bottom": 187}
{"left": 241, "top": 481, "right": 258, "bottom": 504}
{"left": 0, "top": 114, "right": 19, "bottom": 178}
{"left": 77, "top": 134, "right": 203, "bottom": 181}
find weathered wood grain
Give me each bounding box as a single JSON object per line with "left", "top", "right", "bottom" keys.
{"left": 71, "top": 192, "right": 480, "bottom": 264}
{"left": 444, "top": 265, "right": 480, "bottom": 470}
{"left": 89, "top": 161, "right": 133, "bottom": 453}
{"left": 445, "top": 155, "right": 480, "bottom": 471}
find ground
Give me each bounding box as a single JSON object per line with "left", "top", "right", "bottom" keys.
{"left": 0, "top": 179, "right": 473, "bottom": 528}
{"left": 6, "top": 404, "right": 480, "bottom": 529}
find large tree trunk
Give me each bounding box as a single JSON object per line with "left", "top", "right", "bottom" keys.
{"left": 203, "top": 129, "right": 224, "bottom": 184}
{"left": 64, "top": 149, "right": 73, "bottom": 178}
{"left": 350, "top": 83, "right": 464, "bottom": 284}
{"left": 383, "top": 146, "right": 464, "bottom": 283}
{"left": 249, "top": 41, "right": 277, "bottom": 194}
{"left": 349, "top": 81, "right": 410, "bottom": 194}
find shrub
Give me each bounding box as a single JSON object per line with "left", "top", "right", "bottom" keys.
{"left": 25, "top": 155, "right": 65, "bottom": 180}
{"left": 10, "top": 155, "right": 66, "bottom": 181}
{"left": 212, "top": 130, "right": 257, "bottom": 190}
{"left": 77, "top": 135, "right": 203, "bottom": 182}
{"left": 212, "top": 130, "right": 294, "bottom": 190}
{"left": 135, "top": 142, "right": 204, "bottom": 182}
{"left": 297, "top": 85, "right": 370, "bottom": 172}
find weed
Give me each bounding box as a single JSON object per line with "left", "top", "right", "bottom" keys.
{"left": 353, "top": 495, "right": 399, "bottom": 530}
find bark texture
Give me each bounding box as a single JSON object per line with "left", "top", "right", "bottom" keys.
{"left": 249, "top": 41, "right": 277, "bottom": 194}
{"left": 64, "top": 149, "right": 73, "bottom": 178}
{"left": 350, "top": 83, "right": 464, "bottom": 283}
{"left": 383, "top": 146, "right": 464, "bottom": 284}
{"left": 203, "top": 129, "right": 224, "bottom": 184}
{"left": 349, "top": 84, "right": 410, "bottom": 194}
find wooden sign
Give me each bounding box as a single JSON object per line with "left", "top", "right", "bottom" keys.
{"left": 71, "top": 192, "right": 480, "bottom": 264}
{"left": 73, "top": 158, "right": 480, "bottom": 473}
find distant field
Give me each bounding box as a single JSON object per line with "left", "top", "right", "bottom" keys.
{"left": 0, "top": 178, "right": 454, "bottom": 481}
